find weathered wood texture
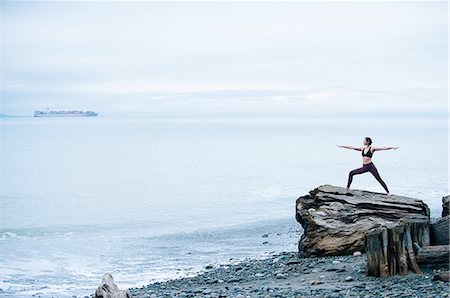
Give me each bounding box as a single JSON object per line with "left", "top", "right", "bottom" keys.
{"left": 364, "top": 218, "right": 429, "bottom": 277}
{"left": 416, "top": 245, "right": 450, "bottom": 264}
{"left": 364, "top": 227, "right": 389, "bottom": 277}
{"left": 296, "top": 185, "right": 430, "bottom": 257}
{"left": 442, "top": 195, "right": 449, "bottom": 217}
{"left": 95, "top": 273, "right": 132, "bottom": 298}
{"left": 431, "top": 216, "right": 450, "bottom": 245}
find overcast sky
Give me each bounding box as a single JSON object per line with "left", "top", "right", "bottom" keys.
{"left": 2, "top": 0, "right": 448, "bottom": 117}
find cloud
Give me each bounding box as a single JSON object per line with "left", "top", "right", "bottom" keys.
{"left": 2, "top": 1, "right": 447, "bottom": 117}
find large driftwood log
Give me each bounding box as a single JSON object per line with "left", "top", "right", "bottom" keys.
{"left": 416, "top": 245, "right": 450, "bottom": 264}
{"left": 296, "top": 185, "right": 430, "bottom": 257}
{"left": 431, "top": 216, "right": 450, "bottom": 245}
{"left": 430, "top": 195, "right": 450, "bottom": 246}
{"left": 364, "top": 217, "right": 430, "bottom": 277}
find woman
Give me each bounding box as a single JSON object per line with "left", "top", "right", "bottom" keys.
{"left": 337, "top": 137, "right": 399, "bottom": 195}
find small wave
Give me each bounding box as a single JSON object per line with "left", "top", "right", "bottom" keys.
{"left": 0, "top": 232, "right": 26, "bottom": 240}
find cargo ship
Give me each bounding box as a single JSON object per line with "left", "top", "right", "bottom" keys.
{"left": 34, "top": 109, "right": 98, "bottom": 117}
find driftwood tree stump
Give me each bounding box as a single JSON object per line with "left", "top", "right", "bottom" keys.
{"left": 364, "top": 216, "right": 430, "bottom": 277}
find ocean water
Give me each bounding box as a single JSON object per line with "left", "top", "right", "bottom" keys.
{"left": 1, "top": 116, "right": 448, "bottom": 297}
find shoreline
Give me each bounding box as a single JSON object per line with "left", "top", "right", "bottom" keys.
{"left": 129, "top": 251, "right": 449, "bottom": 298}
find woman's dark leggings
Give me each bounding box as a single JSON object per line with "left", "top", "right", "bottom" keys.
{"left": 347, "top": 162, "right": 389, "bottom": 193}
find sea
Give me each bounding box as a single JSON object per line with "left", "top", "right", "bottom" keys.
{"left": 1, "top": 116, "right": 448, "bottom": 297}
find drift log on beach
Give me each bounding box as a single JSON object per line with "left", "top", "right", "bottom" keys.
{"left": 95, "top": 273, "right": 132, "bottom": 298}
{"left": 364, "top": 217, "right": 430, "bottom": 277}
{"left": 295, "top": 185, "right": 430, "bottom": 257}
{"left": 416, "top": 244, "right": 450, "bottom": 264}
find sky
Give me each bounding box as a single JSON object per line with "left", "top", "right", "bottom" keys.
{"left": 1, "top": 0, "right": 448, "bottom": 117}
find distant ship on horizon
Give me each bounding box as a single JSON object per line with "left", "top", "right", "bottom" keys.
{"left": 34, "top": 109, "right": 98, "bottom": 117}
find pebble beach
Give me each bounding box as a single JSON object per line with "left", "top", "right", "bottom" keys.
{"left": 129, "top": 251, "right": 449, "bottom": 298}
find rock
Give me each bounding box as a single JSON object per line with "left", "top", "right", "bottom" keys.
{"left": 228, "top": 277, "right": 242, "bottom": 283}
{"left": 442, "top": 196, "right": 449, "bottom": 217}
{"left": 353, "top": 251, "right": 362, "bottom": 256}
{"left": 286, "top": 260, "right": 302, "bottom": 265}
{"left": 309, "top": 280, "right": 323, "bottom": 285}
{"left": 345, "top": 276, "right": 354, "bottom": 282}
{"left": 94, "top": 273, "right": 132, "bottom": 298}
{"left": 296, "top": 185, "right": 430, "bottom": 257}
{"left": 434, "top": 271, "right": 450, "bottom": 282}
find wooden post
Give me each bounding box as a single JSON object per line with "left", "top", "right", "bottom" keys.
{"left": 365, "top": 227, "right": 389, "bottom": 277}
{"left": 387, "top": 225, "right": 407, "bottom": 275}
{"left": 403, "top": 222, "right": 422, "bottom": 274}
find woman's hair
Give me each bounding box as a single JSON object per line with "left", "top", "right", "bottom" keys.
{"left": 365, "top": 137, "right": 372, "bottom": 145}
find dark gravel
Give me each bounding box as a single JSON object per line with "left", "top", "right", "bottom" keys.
{"left": 129, "top": 252, "right": 449, "bottom": 297}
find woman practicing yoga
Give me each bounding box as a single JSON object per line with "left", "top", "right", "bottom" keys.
{"left": 337, "top": 137, "right": 399, "bottom": 195}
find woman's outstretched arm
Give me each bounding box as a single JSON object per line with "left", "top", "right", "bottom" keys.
{"left": 336, "top": 145, "right": 362, "bottom": 151}
{"left": 373, "top": 146, "right": 400, "bottom": 151}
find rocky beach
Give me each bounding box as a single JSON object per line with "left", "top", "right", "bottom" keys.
{"left": 129, "top": 248, "right": 449, "bottom": 297}
{"left": 123, "top": 186, "right": 450, "bottom": 298}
